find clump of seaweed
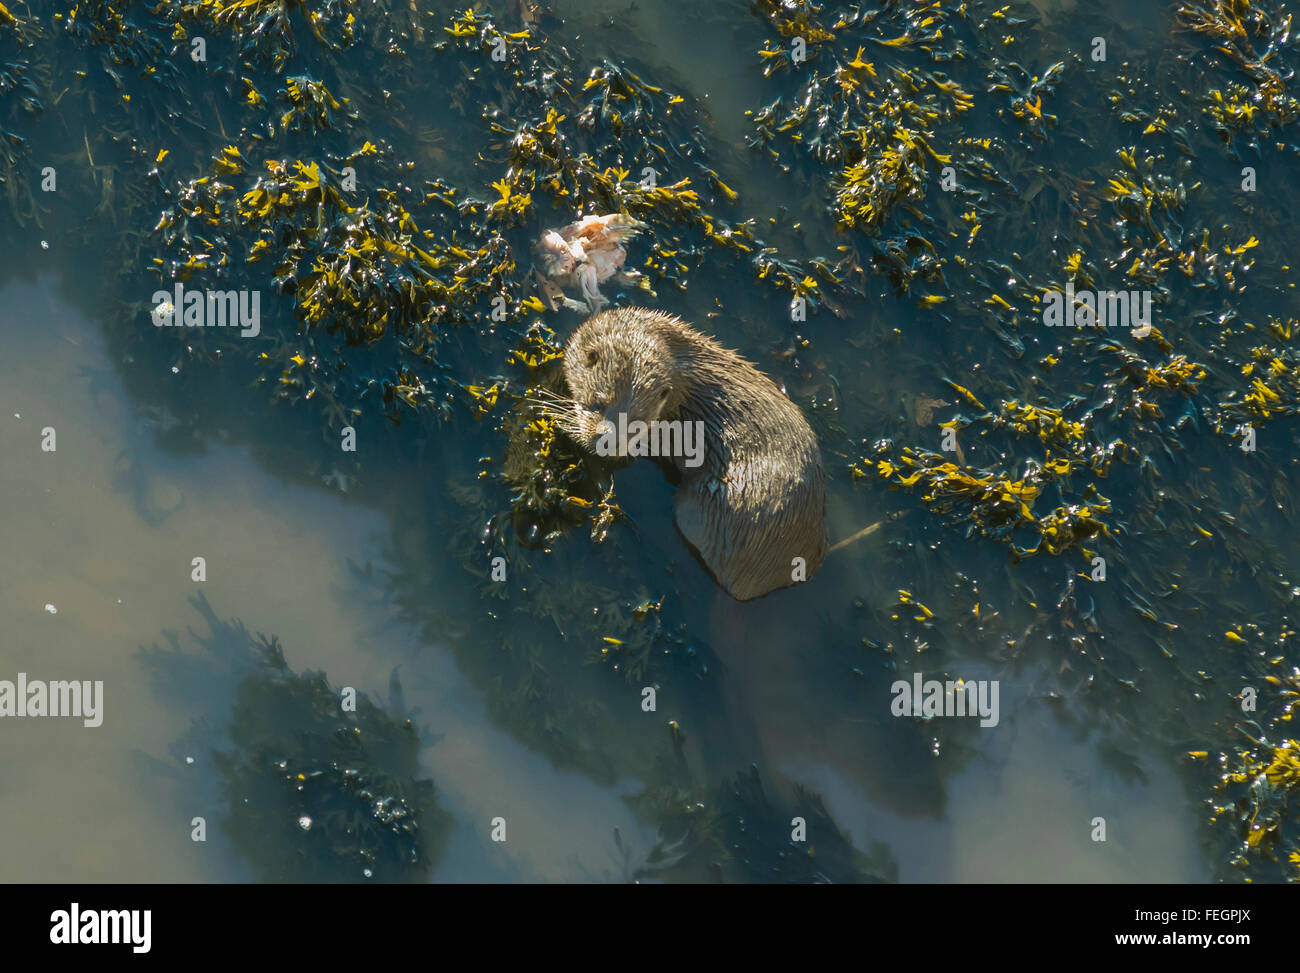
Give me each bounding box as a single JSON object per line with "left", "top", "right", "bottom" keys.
{"left": 989, "top": 59, "right": 1064, "bottom": 141}
{"left": 632, "top": 759, "right": 897, "bottom": 883}
{"left": 1101, "top": 146, "right": 1196, "bottom": 249}
{"left": 751, "top": 0, "right": 837, "bottom": 74}
{"left": 862, "top": 386, "right": 1127, "bottom": 557}
{"left": 276, "top": 74, "right": 354, "bottom": 135}
{"left": 1199, "top": 664, "right": 1300, "bottom": 881}
{"left": 0, "top": 1, "right": 42, "bottom": 225}
{"left": 215, "top": 634, "right": 449, "bottom": 883}
{"left": 137, "top": 594, "right": 448, "bottom": 883}
{"left": 833, "top": 126, "right": 948, "bottom": 233}
{"left": 745, "top": 1, "right": 980, "bottom": 189}
{"left": 868, "top": 444, "right": 1113, "bottom": 557}
{"left": 179, "top": 0, "right": 361, "bottom": 72}
{"left": 493, "top": 322, "right": 622, "bottom": 548}
{"left": 159, "top": 145, "right": 505, "bottom": 342}
{"left": 1177, "top": 0, "right": 1300, "bottom": 142}
{"left": 717, "top": 767, "right": 896, "bottom": 883}
{"left": 153, "top": 142, "right": 514, "bottom": 424}
{"left": 1213, "top": 317, "right": 1300, "bottom": 427}
{"left": 61, "top": 0, "right": 181, "bottom": 89}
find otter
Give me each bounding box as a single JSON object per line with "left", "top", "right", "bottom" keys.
{"left": 559, "top": 307, "right": 827, "bottom": 601}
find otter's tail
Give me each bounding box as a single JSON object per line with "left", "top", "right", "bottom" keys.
{"left": 826, "top": 509, "right": 909, "bottom": 555}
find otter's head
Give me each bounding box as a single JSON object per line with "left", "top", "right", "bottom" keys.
{"left": 561, "top": 309, "right": 685, "bottom": 449}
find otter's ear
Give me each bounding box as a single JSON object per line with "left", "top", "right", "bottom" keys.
{"left": 585, "top": 348, "right": 599, "bottom": 367}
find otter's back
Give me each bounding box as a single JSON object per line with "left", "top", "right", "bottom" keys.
{"left": 672, "top": 346, "right": 827, "bottom": 600}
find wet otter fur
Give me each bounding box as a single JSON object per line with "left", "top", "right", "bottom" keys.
{"left": 559, "top": 307, "right": 827, "bottom": 600}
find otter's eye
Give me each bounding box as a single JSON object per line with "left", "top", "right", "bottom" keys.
{"left": 585, "top": 400, "right": 607, "bottom": 413}
{"left": 659, "top": 388, "right": 670, "bottom": 401}
{"left": 585, "top": 350, "right": 598, "bottom": 367}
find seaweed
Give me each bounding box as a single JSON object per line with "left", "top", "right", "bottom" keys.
{"left": 869, "top": 443, "right": 1114, "bottom": 558}
{"left": 1177, "top": 0, "right": 1300, "bottom": 141}
{"left": 151, "top": 141, "right": 516, "bottom": 424}
{"left": 631, "top": 760, "right": 897, "bottom": 883}
{"left": 1199, "top": 664, "right": 1300, "bottom": 881}
{"left": 179, "top": 0, "right": 361, "bottom": 72}
{"left": 137, "top": 594, "right": 448, "bottom": 883}
{"left": 276, "top": 74, "right": 353, "bottom": 135}
{"left": 214, "top": 634, "right": 449, "bottom": 883}
{"left": 0, "top": 0, "right": 42, "bottom": 226}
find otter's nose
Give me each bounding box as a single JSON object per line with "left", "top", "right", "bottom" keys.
{"left": 601, "top": 400, "right": 628, "bottom": 434}
{"left": 610, "top": 389, "right": 639, "bottom": 424}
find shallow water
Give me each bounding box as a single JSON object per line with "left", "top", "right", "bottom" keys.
{"left": 1, "top": 0, "right": 1295, "bottom": 883}
{"left": 0, "top": 279, "right": 657, "bottom": 882}
{"left": 0, "top": 273, "right": 1207, "bottom": 882}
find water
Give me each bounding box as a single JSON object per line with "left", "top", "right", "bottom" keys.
{"left": 0, "top": 275, "right": 1208, "bottom": 881}
{"left": 1, "top": 0, "right": 1295, "bottom": 882}
{"left": 0, "top": 279, "right": 656, "bottom": 881}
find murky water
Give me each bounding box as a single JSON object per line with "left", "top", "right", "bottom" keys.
{"left": 0, "top": 273, "right": 1206, "bottom": 882}
{"left": 0, "top": 279, "right": 657, "bottom": 881}
{"left": 3, "top": 0, "right": 1294, "bottom": 883}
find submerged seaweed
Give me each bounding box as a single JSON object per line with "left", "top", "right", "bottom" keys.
{"left": 214, "top": 635, "right": 449, "bottom": 883}
{"left": 137, "top": 593, "right": 449, "bottom": 882}
{"left": 0, "top": 2, "right": 42, "bottom": 226}
{"left": 1200, "top": 664, "right": 1300, "bottom": 881}
{"left": 630, "top": 757, "right": 897, "bottom": 883}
